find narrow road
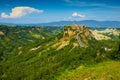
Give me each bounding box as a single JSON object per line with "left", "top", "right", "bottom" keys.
{"left": 76, "top": 32, "right": 87, "bottom": 47}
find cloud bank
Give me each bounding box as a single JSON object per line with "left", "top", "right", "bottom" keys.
{"left": 72, "top": 12, "right": 85, "bottom": 18}
{"left": 1, "top": 6, "right": 43, "bottom": 18}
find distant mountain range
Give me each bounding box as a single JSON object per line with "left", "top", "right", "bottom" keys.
{"left": 0, "top": 20, "right": 120, "bottom": 28}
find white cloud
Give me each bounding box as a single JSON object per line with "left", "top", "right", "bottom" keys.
{"left": 62, "top": 12, "right": 86, "bottom": 21}
{"left": 72, "top": 12, "right": 85, "bottom": 18}
{"left": 1, "top": 6, "right": 43, "bottom": 18}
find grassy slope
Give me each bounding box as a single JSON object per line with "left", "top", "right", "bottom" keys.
{"left": 59, "top": 60, "right": 120, "bottom": 80}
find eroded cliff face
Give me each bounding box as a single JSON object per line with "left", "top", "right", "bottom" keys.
{"left": 55, "top": 24, "right": 96, "bottom": 48}
{"left": 63, "top": 24, "right": 94, "bottom": 40}
{"left": 0, "top": 31, "right": 4, "bottom": 36}
{"left": 91, "top": 29, "right": 120, "bottom": 40}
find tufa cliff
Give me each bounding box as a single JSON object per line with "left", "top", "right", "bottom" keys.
{"left": 56, "top": 24, "right": 96, "bottom": 48}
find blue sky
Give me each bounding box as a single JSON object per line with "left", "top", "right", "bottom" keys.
{"left": 0, "top": 0, "right": 120, "bottom": 24}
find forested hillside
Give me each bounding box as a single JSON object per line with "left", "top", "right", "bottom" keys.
{"left": 0, "top": 25, "right": 120, "bottom": 80}
{"left": 0, "top": 25, "right": 61, "bottom": 60}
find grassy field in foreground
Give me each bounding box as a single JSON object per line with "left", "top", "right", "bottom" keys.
{"left": 58, "top": 60, "right": 120, "bottom": 80}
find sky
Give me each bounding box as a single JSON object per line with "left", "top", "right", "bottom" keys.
{"left": 0, "top": 0, "right": 120, "bottom": 24}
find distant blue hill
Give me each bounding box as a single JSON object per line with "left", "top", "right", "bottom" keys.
{"left": 0, "top": 20, "right": 120, "bottom": 28}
